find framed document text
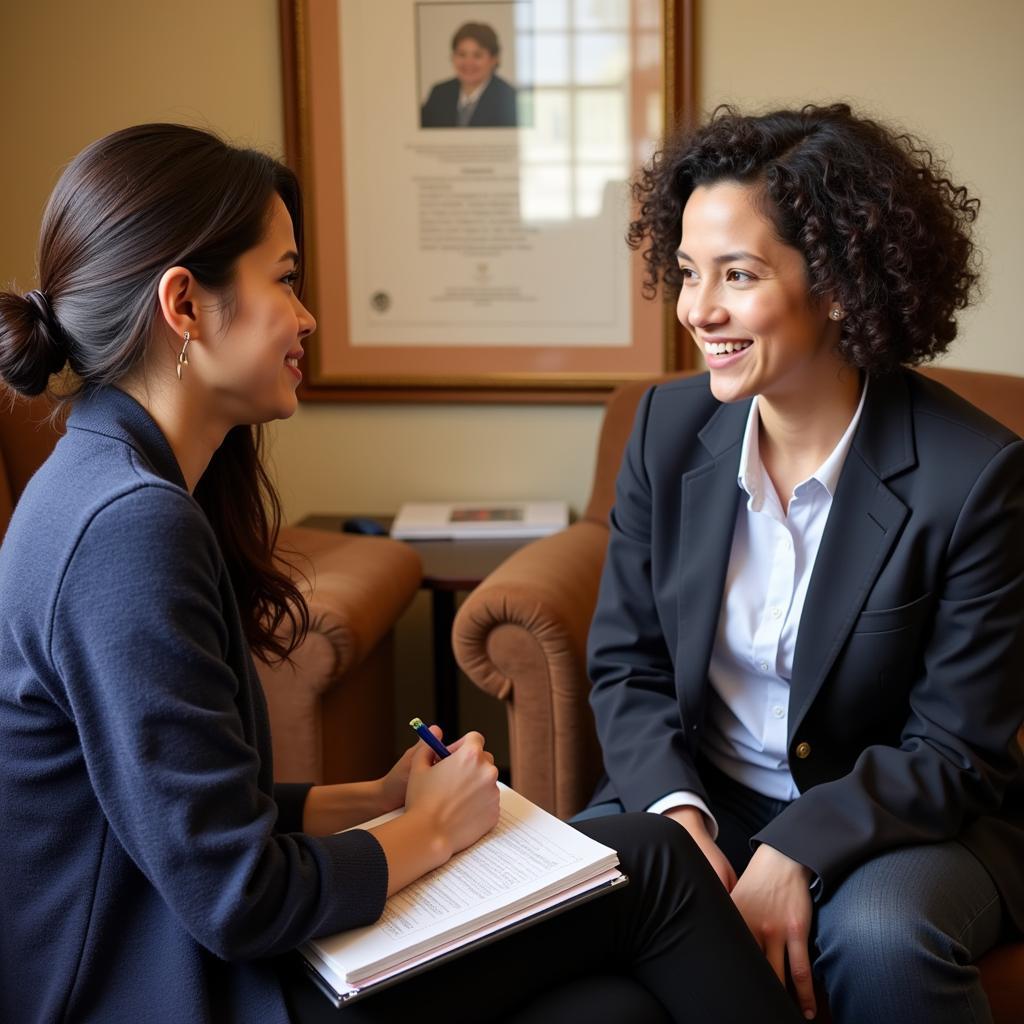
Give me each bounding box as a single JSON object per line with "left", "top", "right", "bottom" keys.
{"left": 280, "top": 0, "right": 695, "bottom": 400}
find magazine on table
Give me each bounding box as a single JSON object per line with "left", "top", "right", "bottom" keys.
{"left": 390, "top": 501, "right": 569, "bottom": 540}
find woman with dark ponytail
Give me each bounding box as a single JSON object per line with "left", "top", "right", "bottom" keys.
{"left": 0, "top": 125, "right": 806, "bottom": 1024}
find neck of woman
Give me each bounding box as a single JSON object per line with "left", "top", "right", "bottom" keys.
{"left": 757, "top": 365, "right": 863, "bottom": 511}
{"left": 117, "top": 375, "right": 228, "bottom": 493}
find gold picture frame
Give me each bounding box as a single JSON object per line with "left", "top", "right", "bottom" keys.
{"left": 280, "top": 0, "right": 696, "bottom": 402}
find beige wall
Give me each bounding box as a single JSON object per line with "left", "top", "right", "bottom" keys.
{"left": 3, "top": 0, "right": 1020, "bottom": 754}
{"left": 0, "top": 0, "right": 284, "bottom": 293}
{"left": 2, "top": 0, "right": 1021, "bottom": 524}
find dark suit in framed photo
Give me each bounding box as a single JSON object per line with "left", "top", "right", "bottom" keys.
{"left": 421, "top": 76, "right": 518, "bottom": 128}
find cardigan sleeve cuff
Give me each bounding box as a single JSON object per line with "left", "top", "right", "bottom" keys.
{"left": 313, "top": 827, "right": 390, "bottom": 933}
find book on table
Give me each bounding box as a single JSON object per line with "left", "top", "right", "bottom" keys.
{"left": 300, "top": 784, "right": 625, "bottom": 1006}
{"left": 390, "top": 501, "right": 569, "bottom": 540}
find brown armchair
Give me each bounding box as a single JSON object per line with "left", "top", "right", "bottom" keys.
{"left": 0, "top": 394, "right": 419, "bottom": 785}
{"left": 259, "top": 525, "right": 420, "bottom": 782}
{"left": 453, "top": 366, "right": 1024, "bottom": 1022}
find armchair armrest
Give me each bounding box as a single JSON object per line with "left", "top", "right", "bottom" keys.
{"left": 276, "top": 526, "right": 422, "bottom": 682}
{"left": 453, "top": 520, "right": 609, "bottom": 818}
{"left": 261, "top": 526, "right": 422, "bottom": 783}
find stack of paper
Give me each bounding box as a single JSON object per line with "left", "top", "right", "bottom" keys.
{"left": 301, "top": 785, "right": 623, "bottom": 1005}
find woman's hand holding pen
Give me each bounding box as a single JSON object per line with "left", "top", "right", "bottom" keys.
{"left": 377, "top": 728, "right": 440, "bottom": 813}
{"left": 301, "top": 726, "right": 449, "bottom": 835}
{"left": 405, "top": 730, "right": 500, "bottom": 857}
{"left": 369, "top": 728, "right": 500, "bottom": 897}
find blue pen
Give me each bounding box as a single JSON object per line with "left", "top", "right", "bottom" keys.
{"left": 409, "top": 717, "right": 451, "bottom": 760}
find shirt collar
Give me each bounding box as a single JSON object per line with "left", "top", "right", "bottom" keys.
{"left": 737, "top": 378, "right": 869, "bottom": 505}
{"left": 459, "top": 79, "right": 490, "bottom": 106}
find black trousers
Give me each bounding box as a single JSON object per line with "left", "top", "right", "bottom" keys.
{"left": 281, "top": 813, "right": 802, "bottom": 1024}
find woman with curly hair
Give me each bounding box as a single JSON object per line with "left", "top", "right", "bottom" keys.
{"left": 582, "top": 103, "right": 1024, "bottom": 1023}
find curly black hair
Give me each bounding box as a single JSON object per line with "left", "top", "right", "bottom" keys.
{"left": 628, "top": 103, "right": 981, "bottom": 371}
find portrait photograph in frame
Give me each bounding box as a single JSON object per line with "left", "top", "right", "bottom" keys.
{"left": 280, "top": 0, "right": 696, "bottom": 401}
{"left": 417, "top": 3, "right": 532, "bottom": 130}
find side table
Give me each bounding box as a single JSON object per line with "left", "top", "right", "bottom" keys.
{"left": 297, "top": 514, "right": 529, "bottom": 737}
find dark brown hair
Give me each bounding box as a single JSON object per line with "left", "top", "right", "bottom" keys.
{"left": 629, "top": 103, "right": 981, "bottom": 371}
{"left": 0, "top": 123, "right": 308, "bottom": 662}
{"left": 452, "top": 22, "right": 500, "bottom": 56}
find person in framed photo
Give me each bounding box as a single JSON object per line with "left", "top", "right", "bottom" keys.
{"left": 420, "top": 22, "right": 518, "bottom": 129}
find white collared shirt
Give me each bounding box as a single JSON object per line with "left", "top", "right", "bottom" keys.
{"left": 648, "top": 382, "right": 868, "bottom": 833}
{"left": 458, "top": 80, "right": 489, "bottom": 107}
{"left": 457, "top": 79, "right": 490, "bottom": 125}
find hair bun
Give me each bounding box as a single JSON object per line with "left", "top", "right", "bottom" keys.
{"left": 25, "top": 289, "right": 57, "bottom": 330}
{"left": 0, "top": 288, "right": 70, "bottom": 396}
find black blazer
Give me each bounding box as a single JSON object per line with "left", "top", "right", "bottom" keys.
{"left": 420, "top": 75, "right": 517, "bottom": 128}
{"left": 587, "top": 370, "right": 1024, "bottom": 929}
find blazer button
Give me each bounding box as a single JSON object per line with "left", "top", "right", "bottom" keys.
{"left": 795, "top": 741, "right": 812, "bottom": 759}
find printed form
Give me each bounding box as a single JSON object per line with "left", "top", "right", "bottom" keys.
{"left": 310, "top": 784, "right": 618, "bottom": 983}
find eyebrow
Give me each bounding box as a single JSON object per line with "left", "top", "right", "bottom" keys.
{"left": 675, "top": 249, "right": 770, "bottom": 266}
{"left": 277, "top": 250, "right": 300, "bottom": 265}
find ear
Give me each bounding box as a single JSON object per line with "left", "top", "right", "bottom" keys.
{"left": 156, "top": 266, "right": 200, "bottom": 339}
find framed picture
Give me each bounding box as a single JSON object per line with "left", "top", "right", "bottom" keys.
{"left": 280, "top": 0, "right": 695, "bottom": 402}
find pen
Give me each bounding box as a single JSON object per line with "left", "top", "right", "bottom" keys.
{"left": 409, "top": 717, "right": 451, "bottom": 760}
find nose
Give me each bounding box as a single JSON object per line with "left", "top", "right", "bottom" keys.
{"left": 296, "top": 297, "right": 317, "bottom": 338}
{"left": 678, "top": 279, "right": 727, "bottom": 330}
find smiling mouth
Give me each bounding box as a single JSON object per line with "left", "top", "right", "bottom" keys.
{"left": 285, "top": 357, "right": 300, "bottom": 368}
{"left": 704, "top": 339, "right": 752, "bottom": 356}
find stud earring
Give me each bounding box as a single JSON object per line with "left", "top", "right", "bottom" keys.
{"left": 176, "top": 330, "right": 191, "bottom": 381}
{"left": 829, "top": 308, "right": 845, "bottom": 322}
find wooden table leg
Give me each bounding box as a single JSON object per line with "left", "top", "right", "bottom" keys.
{"left": 431, "top": 589, "right": 459, "bottom": 737}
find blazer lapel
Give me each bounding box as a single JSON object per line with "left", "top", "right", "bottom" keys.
{"left": 676, "top": 400, "right": 748, "bottom": 709}
{"left": 788, "top": 373, "right": 915, "bottom": 738}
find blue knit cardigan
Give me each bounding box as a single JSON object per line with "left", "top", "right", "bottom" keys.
{"left": 0, "top": 388, "right": 388, "bottom": 1023}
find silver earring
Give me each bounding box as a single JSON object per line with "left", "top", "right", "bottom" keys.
{"left": 176, "top": 330, "right": 191, "bottom": 381}
{"left": 829, "top": 308, "right": 844, "bottom": 322}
